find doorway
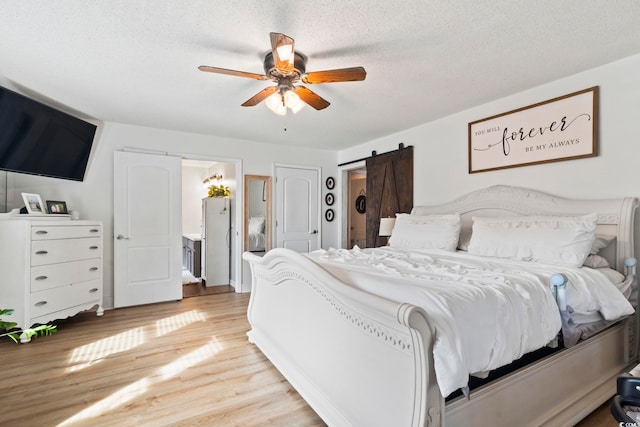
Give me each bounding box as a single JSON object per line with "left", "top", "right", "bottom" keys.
{"left": 181, "top": 159, "right": 236, "bottom": 298}
{"left": 347, "top": 168, "right": 367, "bottom": 248}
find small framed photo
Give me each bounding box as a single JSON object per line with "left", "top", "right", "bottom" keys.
{"left": 22, "top": 193, "right": 46, "bottom": 214}
{"left": 46, "top": 200, "right": 69, "bottom": 214}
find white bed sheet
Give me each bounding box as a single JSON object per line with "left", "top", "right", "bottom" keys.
{"left": 307, "top": 246, "right": 634, "bottom": 396}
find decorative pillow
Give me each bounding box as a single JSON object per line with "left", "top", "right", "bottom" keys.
{"left": 582, "top": 254, "right": 610, "bottom": 269}
{"left": 467, "top": 213, "right": 597, "bottom": 267}
{"left": 389, "top": 213, "right": 461, "bottom": 251}
{"left": 248, "top": 216, "right": 265, "bottom": 234}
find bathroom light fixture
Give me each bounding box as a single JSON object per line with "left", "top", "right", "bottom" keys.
{"left": 202, "top": 173, "right": 223, "bottom": 186}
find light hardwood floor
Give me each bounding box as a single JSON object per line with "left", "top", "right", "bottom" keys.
{"left": 1, "top": 293, "right": 324, "bottom": 427}
{"left": 0, "top": 293, "right": 617, "bottom": 426}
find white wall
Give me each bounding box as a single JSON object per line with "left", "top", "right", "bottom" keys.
{"left": 7, "top": 122, "right": 339, "bottom": 308}
{"left": 339, "top": 53, "right": 640, "bottom": 206}
{"left": 0, "top": 171, "right": 6, "bottom": 212}
{"left": 181, "top": 165, "right": 209, "bottom": 235}
{"left": 9, "top": 53, "right": 639, "bottom": 309}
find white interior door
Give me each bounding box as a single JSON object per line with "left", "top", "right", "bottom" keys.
{"left": 275, "top": 165, "right": 320, "bottom": 252}
{"left": 114, "top": 151, "right": 182, "bottom": 307}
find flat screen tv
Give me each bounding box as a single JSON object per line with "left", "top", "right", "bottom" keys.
{"left": 0, "top": 86, "right": 97, "bottom": 181}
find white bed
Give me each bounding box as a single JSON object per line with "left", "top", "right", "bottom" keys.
{"left": 243, "top": 185, "right": 640, "bottom": 426}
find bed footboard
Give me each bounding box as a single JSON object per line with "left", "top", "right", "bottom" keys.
{"left": 243, "top": 249, "right": 444, "bottom": 427}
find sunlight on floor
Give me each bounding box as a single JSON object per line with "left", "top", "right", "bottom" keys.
{"left": 155, "top": 310, "right": 207, "bottom": 336}
{"left": 159, "top": 338, "right": 223, "bottom": 380}
{"left": 57, "top": 338, "right": 223, "bottom": 427}
{"left": 65, "top": 327, "right": 145, "bottom": 373}
{"left": 65, "top": 310, "right": 207, "bottom": 373}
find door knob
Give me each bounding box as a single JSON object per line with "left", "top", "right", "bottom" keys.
{"left": 310, "top": 230, "right": 318, "bottom": 234}
{"left": 116, "top": 234, "right": 130, "bottom": 240}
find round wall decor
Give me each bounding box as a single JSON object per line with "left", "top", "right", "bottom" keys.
{"left": 355, "top": 194, "right": 366, "bottom": 214}
{"left": 325, "top": 177, "right": 335, "bottom": 190}
{"left": 325, "top": 193, "right": 335, "bottom": 206}
{"left": 325, "top": 208, "right": 335, "bottom": 222}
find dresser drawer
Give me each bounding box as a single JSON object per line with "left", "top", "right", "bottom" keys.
{"left": 32, "top": 225, "right": 102, "bottom": 240}
{"left": 31, "top": 237, "right": 103, "bottom": 266}
{"left": 30, "top": 279, "right": 102, "bottom": 318}
{"left": 30, "top": 258, "right": 101, "bottom": 292}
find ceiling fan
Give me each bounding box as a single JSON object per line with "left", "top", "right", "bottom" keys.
{"left": 198, "top": 32, "right": 367, "bottom": 114}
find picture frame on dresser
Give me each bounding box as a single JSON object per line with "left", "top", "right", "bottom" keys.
{"left": 21, "top": 193, "right": 45, "bottom": 214}
{"left": 46, "top": 200, "right": 68, "bottom": 214}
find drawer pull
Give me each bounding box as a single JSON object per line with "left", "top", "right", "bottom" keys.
{"left": 89, "top": 288, "right": 99, "bottom": 293}
{"left": 35, "top": 250, "right": 48, "bottom": 255}
{"left": 89, "top": 246, "right": 99, "bottom": 250}
{"left": 35, "top": 301, "right": 48, "bottom": 307}
{"left": 89, "top": 267, "right": 99, "bottom": 272}
{"left": 90, "top": 229, "right": 100, "bottom": 233}
{"left": 35, "top": 230, "right": 49, "bottom": 235}
{"left": 35, "top": 276, "right": 48, "bottom": 281}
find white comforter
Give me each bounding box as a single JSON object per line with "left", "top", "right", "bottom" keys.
{"left": 307, "top": 246, "right": 634, "bottom": 396}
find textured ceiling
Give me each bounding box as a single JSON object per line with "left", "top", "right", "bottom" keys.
{"left": 1, "top": 1, "right": 640, "bottom": 150}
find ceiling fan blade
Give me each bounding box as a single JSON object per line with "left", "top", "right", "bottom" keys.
{"left": 301, "top": 67, "right": 367, "bottom": 84}
{"left": 293, "top": 86, "right": 330, "bottom": 110}
{"left": 198, "top": 65, "right": 269, "bottom": 81}
{"left": 241, "top": 86, "right": 278, "bottom": 107}
{"left": 270, "top": 32, "right": 295, "bottom": 74}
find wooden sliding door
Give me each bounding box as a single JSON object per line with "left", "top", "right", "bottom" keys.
{"left": 365, "top": 147, "right": 413, "bottom": 247}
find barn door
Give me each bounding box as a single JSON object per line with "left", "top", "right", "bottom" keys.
{"left": 365, "top": 146, "right": 413, "bottom": 247}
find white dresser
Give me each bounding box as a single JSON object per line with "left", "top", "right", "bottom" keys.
{"left": 0, "top": 217, "right": 104, "bottom": 342}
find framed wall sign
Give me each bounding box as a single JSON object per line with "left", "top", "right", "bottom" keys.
{"left": 468, "top": 86, "right": 598, "bottom": 173}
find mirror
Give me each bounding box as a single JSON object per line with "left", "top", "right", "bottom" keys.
{"left": 244, "top": 175, "right": 272, "bottom": 254}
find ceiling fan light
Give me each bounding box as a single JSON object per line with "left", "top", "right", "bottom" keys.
{"left": 265, "top": 92, "right": 287, "bottom": 115}
{"left": 276, "top": 44, "right": 294, "bottom": 63}
{"left": 284, "top": 90, "right": 305, "bottom": 114}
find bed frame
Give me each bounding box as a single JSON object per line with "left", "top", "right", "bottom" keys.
{"left": 243, "top": 185, "right": 639, "bottom": 426}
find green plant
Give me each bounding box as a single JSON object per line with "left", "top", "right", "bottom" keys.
{"left": 208, "top": 184, "right": 230, "bottom": 198}
{"left": 0, "top": 309, "right": 57, "bottom": 343}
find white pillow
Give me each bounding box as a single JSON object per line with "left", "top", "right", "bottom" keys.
{"left": 461, "top": 230, "right": 613, "bottom": 254}
{"left": 248, "top": 216, "right": 265, "bottom": 234}
{"left": 389, "top": 213, "right": 461, "bottom": 251}
{"left": 582, "top": 254, "right": 610, "bottom": 269}
{"left": 467, "top": 213, "right": 597, "bottom": 267}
